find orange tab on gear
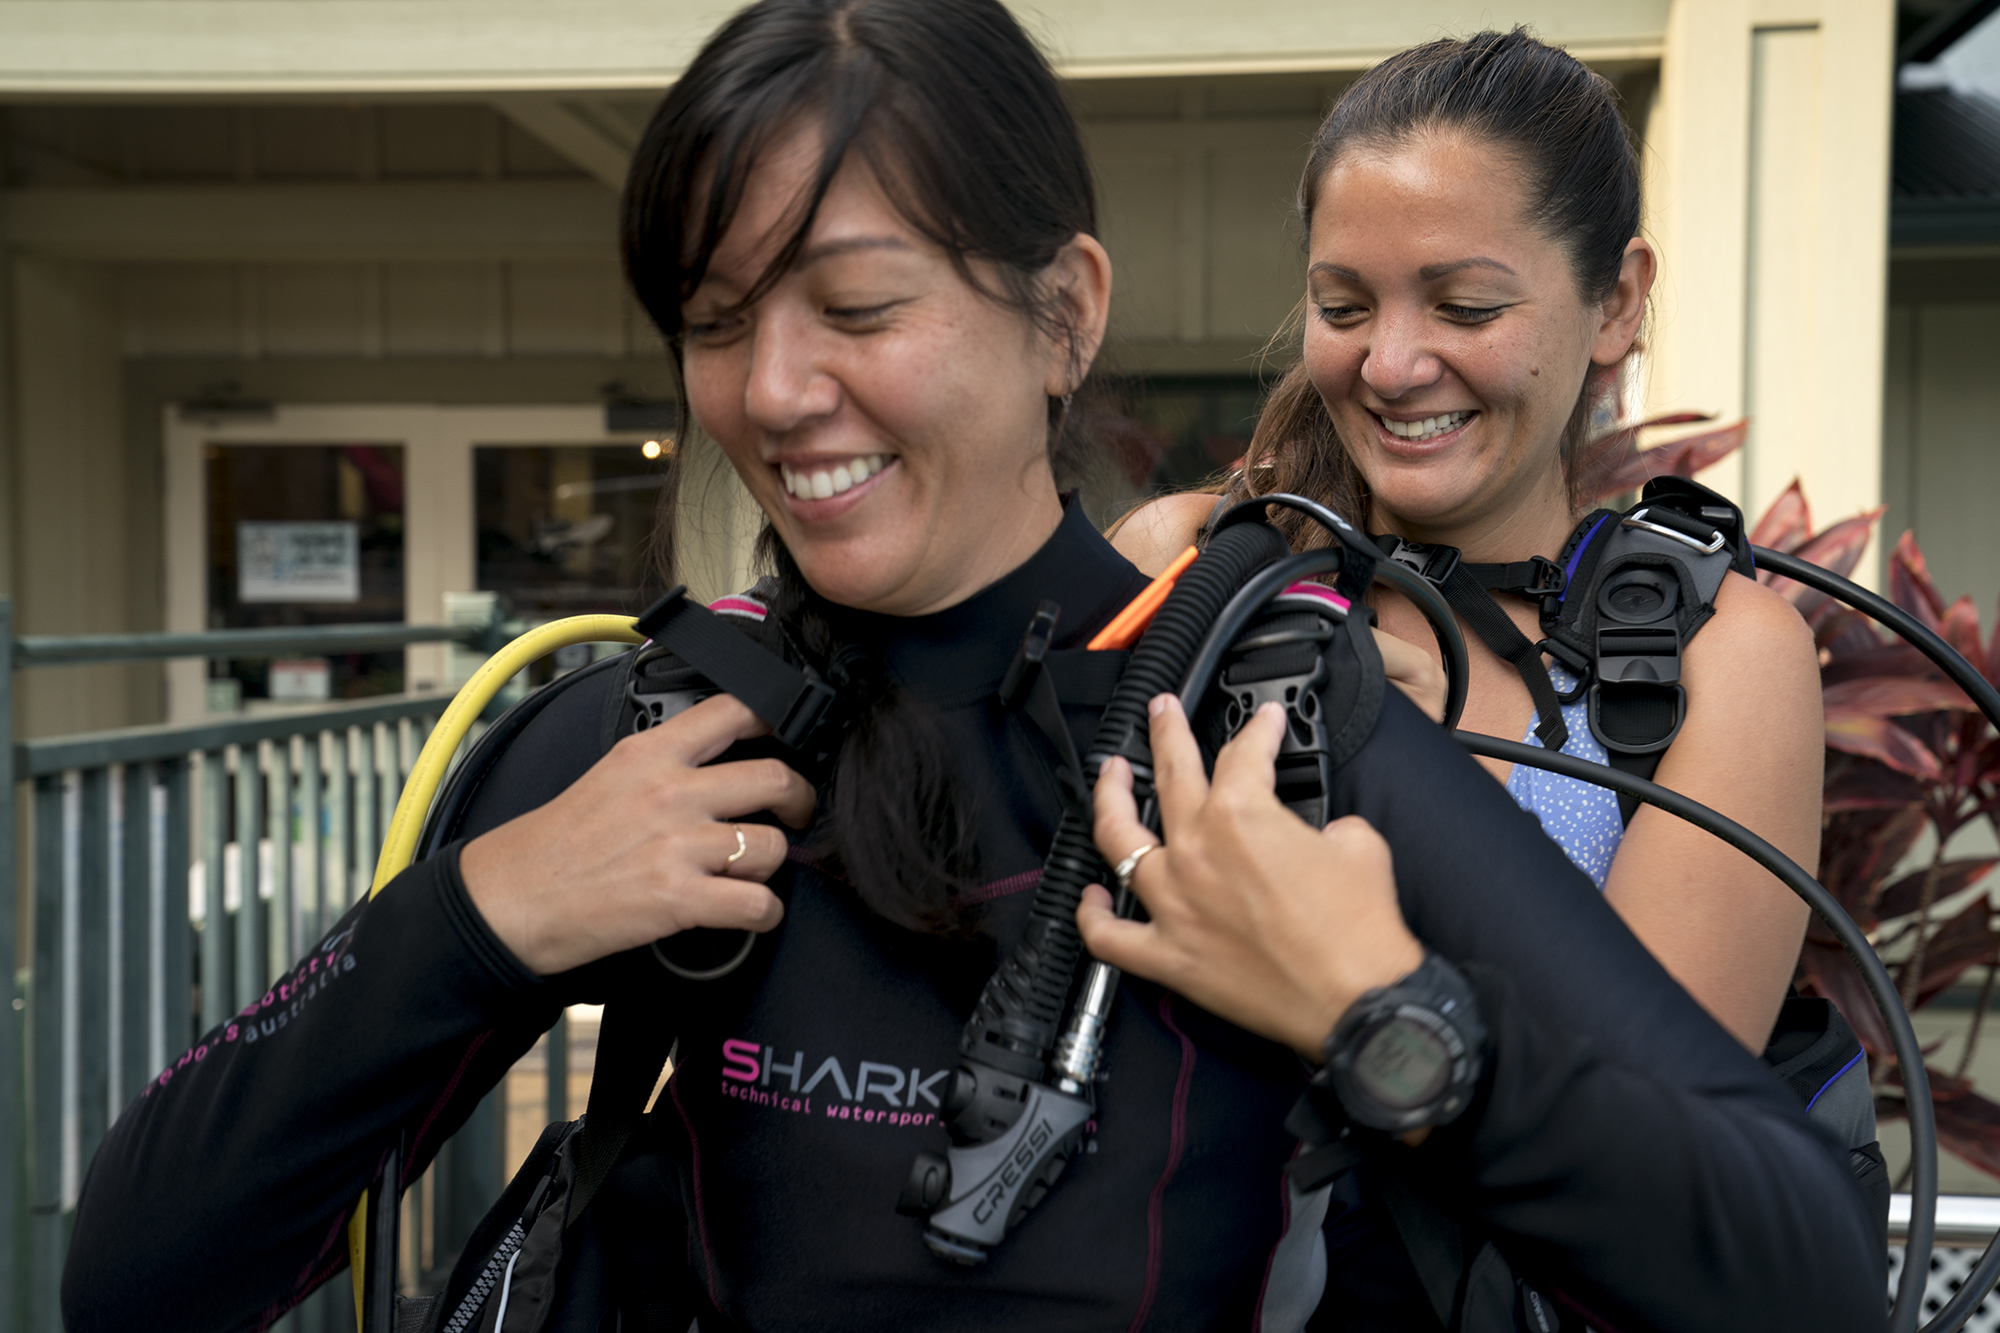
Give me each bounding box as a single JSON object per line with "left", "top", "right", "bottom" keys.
{"left": 1088, "top": 546, "right": 1200, "bottom": 651}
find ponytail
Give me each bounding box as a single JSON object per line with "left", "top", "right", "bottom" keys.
{"left": 765, "top": 539, "right": 986, "bottom": 937}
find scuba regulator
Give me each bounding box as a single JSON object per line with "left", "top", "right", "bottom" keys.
{"left": 893, "top": 496, "right": 1468, "bottom": 1263}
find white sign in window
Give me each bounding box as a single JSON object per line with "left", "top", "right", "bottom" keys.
{"left": 238, "top": 522, "right": 359, "bottom": 603}
{"left": 269, "top": 659, "right": 331, "bottom": 702}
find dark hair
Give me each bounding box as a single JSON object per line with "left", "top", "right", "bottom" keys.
{"left": 1233, "top": 28, "right": 1642, "bottom": 541}
{"left": 620, "top": 0, "right": 1097, "bottom": 934}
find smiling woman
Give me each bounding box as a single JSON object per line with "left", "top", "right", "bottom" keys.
{"left": 1115, "top": 28, "right": 1823, "bottom": 1056}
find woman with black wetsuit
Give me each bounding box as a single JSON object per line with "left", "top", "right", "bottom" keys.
{"left": 64, "top": 3, "right": 1881, "bottom": 1331}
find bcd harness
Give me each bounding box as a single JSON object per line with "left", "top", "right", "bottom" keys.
{"left": 1376, "top": 474, "right": 1754, "bottom": 825}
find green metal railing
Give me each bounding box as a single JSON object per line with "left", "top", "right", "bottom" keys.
{"left": 0, "top": 603, "right": 534, "bottom": 1332}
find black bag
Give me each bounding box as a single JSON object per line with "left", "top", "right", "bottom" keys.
{"left": 406, "top": 996, "right": 675, "bottom": 1333}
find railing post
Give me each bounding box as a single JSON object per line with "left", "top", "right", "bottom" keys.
{"left": 160, "top": 758, "right": 192, "bottom": 1065}
{"left": 233, "top": 744, "right": 263, "bottom": 1013}
{"left": 198, "top": 752, "right": 228, "bottom": 1035}
{"left": 0, "top": 598, "right": 20, "bottom": 1328}
{"left": 116, "top": 764, "right": 149, "bottom": 1111}
{"left": 27, "top": 775, "right": 62, "bottom": 1330}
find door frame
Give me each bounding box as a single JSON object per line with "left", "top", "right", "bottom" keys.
{"left": 162, "top": 403, "right": 634, "bottom": 723}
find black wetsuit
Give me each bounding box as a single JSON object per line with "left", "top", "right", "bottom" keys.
{"left": 63, "top": 502, "right": 1883, "bottom": 1332}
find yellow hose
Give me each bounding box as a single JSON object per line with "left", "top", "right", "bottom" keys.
{"left": 348, "top": 614, "right": 644, "bottom": 1323}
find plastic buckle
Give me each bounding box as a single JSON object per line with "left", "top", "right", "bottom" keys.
{"left": 1380, "top": 537, "right": 1462, "bottom": 588}
{"left": 774, "top": 674, "right": 839, "bottom": 750}
{"left": 1595, "top": 626, "right": 1681, "bottom": 686}
{"left": 1517, "top": 555, "right": 1567, "bottom": 600}
{"left": 999, "top": 601, "right": 1061, "bottom": 712}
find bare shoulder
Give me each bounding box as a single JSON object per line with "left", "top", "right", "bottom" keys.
{"left": 1699, "top": 571, "right": 1816, "bottom": 670}
{"left": 1682, "top": 570, "right": 1820, "bottom": 722}
{"left": 1108, "top": 492, "right": 1221, "bottom": 577}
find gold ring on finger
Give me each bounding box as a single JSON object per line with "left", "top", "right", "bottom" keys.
{"left": 1113, "top": 842, "right": 1160, "bottom": 895}
{"left": 725, "top": 824, "right": 749, "bottom": 867}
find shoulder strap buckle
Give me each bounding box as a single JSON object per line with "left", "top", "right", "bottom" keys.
{"left": 632, "top": 586, "right": 843, "bottom": 754}
{"left": 1377, "top": 536, "right": 1463, "bottom": 587}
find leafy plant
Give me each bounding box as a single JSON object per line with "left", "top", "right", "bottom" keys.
{"left": 1582, "top": 417, "right": 2000, "bottom": 1178}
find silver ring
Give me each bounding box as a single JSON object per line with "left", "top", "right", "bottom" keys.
{"left": 724, "top": 825, "right": 748, "bottom": 867}
{"left": 1113, "top": 842, "right": 1160, "bottom": 895}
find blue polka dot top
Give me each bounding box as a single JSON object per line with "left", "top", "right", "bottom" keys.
{"left": 1503, "top": 666, "right": 1626, "bottom": 890}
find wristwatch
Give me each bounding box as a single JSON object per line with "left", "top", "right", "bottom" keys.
{"left": 1317, "top": 952, "right": 1487, "bottom": 1133}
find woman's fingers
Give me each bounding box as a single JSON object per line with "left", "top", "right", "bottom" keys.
{"left": 1208, "top": 700, "right": 1285, "bottom": 797}
{"left": 715, "top": 821, "right": 792, "bottom": 882}
{"left": 698, "top": 754, "right": 818, "bottom": 828}
{"left": 649, "top": 692, "right": 775, "bottom": 767}
{"left": 1146, "top": 694, "right": 1212, "bottom": 835}
{"left": 1075, "top": 882, "right": 1163, "bottom": 974}
{"left": 685, "top": 876, "right": 787, "bottom": 932}
{"left": 1092, "top": 755, "right": 1154, "bottom": 866}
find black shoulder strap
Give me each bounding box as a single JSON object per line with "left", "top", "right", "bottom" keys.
{"left": 633, "top": 586, "right": 837, "bottom": 750}
{"left": 564, "top": 990, "right": 677, "bottom": 1230}
{"left": 1438, "top": 564, "right": 1570, "bottom": 752}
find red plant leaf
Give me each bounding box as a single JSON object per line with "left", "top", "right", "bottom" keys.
{"left": 1875, "top": 862, "right": 2000, "bottom": 923}
{"left": 1891, "top": 531, "right": 1947, "bottom": 630}
{"left": 1825, "top": 714, "right": 1945, "bottom": 780}
{"left": 1989, "top": 592, "right": 2000, "bottom": 686}
{"left": 1798, "top": 940, "right": 1896, "bottom": 1059}
{"left": 1793, "top": 511, "right": 1887, "bottom": 581}
{"left": 1822, "top": 676, "right": 1978, "bottom": 721}
{"left": 1819, "top": 806, "right": 1930, "bottom": 924}
{"left": 1576, "top": 417, "right": 1745, "bottom": 505}
{"left": 1906, "top": 896, "right": 2000, "bottom": 1007}
{"left": 1763, "top": 508, "right": 1886, "bottom": 620}
{"left": 1941, "top": 596, "right": 1990, "bottom": 673}
{"left": 1933, "top": 1092, "right": 2000, "bottom": 1181}
{"left": 1818, "top": 608, "right": 1886, "bottom": 660}
{"left": 1821, "top": 639, "right": 1941, "bottom": 688}
{"left": 1749, "top": 479, "right": 1812, "bottom": 553}
{"left": 1823, "top": 759, "right": 1927, "bottom": 812}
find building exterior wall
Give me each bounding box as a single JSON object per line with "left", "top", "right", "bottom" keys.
{"left": 0, "top": 0, "right": 1915, "bottom": 740}
{"left": 0, "top": 1, "right": 1670, "bottom": 92}
{"left": 1882, "top": 253, "right": 2000, "bottom": 608}
{"left": 1645, "top": 0, "right": 1896, "bottom": 568}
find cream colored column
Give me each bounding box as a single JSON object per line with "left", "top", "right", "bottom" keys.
{"left": 1646, "top": 0, "right": 1894, "bottom": 573}
{"left": 403, "top": 408, "right": 472, "bottom": 695}
{"left": 11, "top": 258, "right": 131, "bottom": 737}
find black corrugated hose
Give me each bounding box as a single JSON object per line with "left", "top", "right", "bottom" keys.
{"left": 956, "top": 519, "right": 1292, "bottom": 1076}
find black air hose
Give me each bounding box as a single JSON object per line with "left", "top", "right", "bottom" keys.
{"left": 958, "top": 519, "right": 1293, "bottom": 1076}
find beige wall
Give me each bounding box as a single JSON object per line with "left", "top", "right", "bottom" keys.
{"left": 10, "top": 259, "right": 145, "bottom": 736}
{"left": 0, "top": 1, "right": 1668, "bottom": 93}
{"left": 1645, "top": 0, "right": 1896, "bottom": 570}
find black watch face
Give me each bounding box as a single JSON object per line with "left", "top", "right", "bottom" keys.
{"left": 1355, "top": 1016, "right": 1453, "bottom": 1110}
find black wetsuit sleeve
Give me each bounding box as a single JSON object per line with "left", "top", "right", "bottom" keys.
{"left": 1335, "top": 692, "right": 1883, "bottom": 1332}
{"left": 61, "top": 849, "right": 558, "bottom": 1333}
{"left": 61, "top": 661, "right": 631, "bottom": 1333}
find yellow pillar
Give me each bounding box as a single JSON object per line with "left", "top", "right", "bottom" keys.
{"left": 1646, "top": 0, "right": 1895, "bottom": 573}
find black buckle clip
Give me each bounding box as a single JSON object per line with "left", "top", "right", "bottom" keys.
{"left": 774, "top": 674, "right": 839, "bottom": 750}
{"left": 1516, "top": 555, "right": 1568, "bottom": 600}
{"left": 1595, "top": 627, "right": 1681, "bottom": 686}
{"left": 999, "top": 601, "right": 1061, "bottom": 712}
{"left": 1380, "top": 538, "right": 1463, "bottom": 588}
